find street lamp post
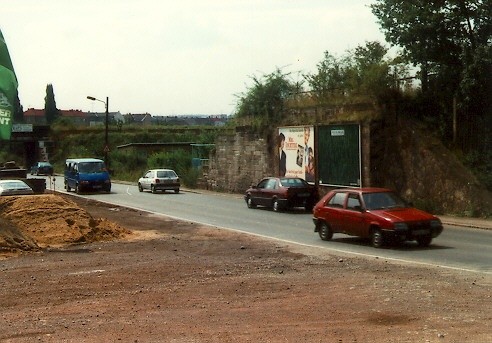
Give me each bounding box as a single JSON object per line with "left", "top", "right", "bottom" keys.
{"left": 87, "top": 96, "right": 110, "bottom": 170}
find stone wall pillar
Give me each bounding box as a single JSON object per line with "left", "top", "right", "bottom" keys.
{"left": 207, "top": 128, "right": 272, "bottom": 193}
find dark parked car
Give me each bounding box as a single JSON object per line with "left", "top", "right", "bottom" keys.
{"left": 31, "top": 162, "right": 53, "bottom": 176}
{"left": 244, "top": 177, "right": 318, "bottom": 212}
{"left": 312, "top": 188, "right": 443, "bottom": 248}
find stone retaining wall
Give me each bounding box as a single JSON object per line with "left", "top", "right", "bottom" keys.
{"left": 206, "top": 129, "right": 273, "bottom": 193}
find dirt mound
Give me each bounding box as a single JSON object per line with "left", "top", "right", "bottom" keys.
{"left": 0, "top": 194, "right": 132, "bottom": 253}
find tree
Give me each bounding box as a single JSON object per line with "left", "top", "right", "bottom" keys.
{"left": 44, "top": 83, "right": 60, "bottom": 124}
{"left": 350, "top": 41, "right": 395, "bottom": 97}
{"left": 304, "top": 51, "right": 352, "bottom": 99}
{"left": 235, "top": 68, "right": 298, "bottom": 122}
{"left": 304, "top": 41, "right": 403, "bottom": 103}
{"left": 371, "top": 0, "right": 491, "bottom": 150}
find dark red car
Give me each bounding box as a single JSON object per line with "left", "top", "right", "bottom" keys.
{"left": 244, "top": 177, "right": 318, "bottom": 212}
{"left": 313, "top": 188, "right": 443, "bottom": 248}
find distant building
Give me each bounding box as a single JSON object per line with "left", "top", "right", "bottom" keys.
{"left": 86, "top": 111, "right": 119, "bottom": 126}
{"left": 23, "top": 108, "right": 229, "bottom": 127}
{"left": 24, "top": 108, "right": 88, "bottom": 125}
{"left": 23, "top": 108, "right": 46, "bottom": 125}
{"left": 151, "top": 114, "right": 230, "bottom": 126}
{"left": 124, "top": 113, "right": 152, "bottom": 125}
{"left": 23, "top": 108, "right": 120, "bottom": 126}
{"left": 61, "top": 109, "right": 88, "bottom": 125}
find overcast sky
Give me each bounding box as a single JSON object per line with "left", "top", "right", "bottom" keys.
{"left": 1, "top": 0, "right": 386, "bottom": 116}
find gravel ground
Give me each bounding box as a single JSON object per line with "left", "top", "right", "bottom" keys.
{"left": 0, "top": 194, "right": 491, "bottom": 343}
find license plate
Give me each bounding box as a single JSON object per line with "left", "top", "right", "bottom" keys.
{"left": 413, "top": 229, "right": 429, "bottom": 236}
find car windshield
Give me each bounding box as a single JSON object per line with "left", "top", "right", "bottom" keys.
{"left": 363, "top": 192, "right": 407, "bottom": 210}
{"left": 156, "top": 170, "right": 177, "bottom": 178}
{"left": 78, "top": 162, "right": 105, "bottom": 173}
{"left": 279, "top": 178, "right": 307, "bottom": 187}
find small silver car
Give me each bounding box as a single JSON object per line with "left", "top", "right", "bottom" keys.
{"left": 138, "top": 169, "right": 180, "bottom": 194}
{"left": 0, "top": 179, "right": 34, "bottom": 196}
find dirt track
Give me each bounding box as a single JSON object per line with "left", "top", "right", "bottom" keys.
{"left": 0, "top": 194, "right": 491, "bottom": 342}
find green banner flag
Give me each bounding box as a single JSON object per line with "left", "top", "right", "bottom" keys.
{"left": 0, "top": 29, "right": 18, "bottom": 140}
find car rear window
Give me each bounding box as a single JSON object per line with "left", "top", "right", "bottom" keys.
{"left": 156, "top": 170, "right": 177, "bottom": 178}
{"left": 279, "top": 178, "right": 307, "bottom": 187}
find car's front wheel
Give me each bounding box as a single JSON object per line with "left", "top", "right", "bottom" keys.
{"left": 371, "top": 228, "right": 385, "bottom": 248}
{"left": 65, "top": 182, "right": 71, "bottom": 192}
{"left": 318, "top": 222, "right": 333, "bottom": 241}
{"left": 416, "top": 236, "right": 432, "bottom": 247}
{"left": 246, "top": 195, "right": 256, "bottom": 209}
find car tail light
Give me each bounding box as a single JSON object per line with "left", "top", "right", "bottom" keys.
{"left": 155, "top": 178, "right": 160, "bottom": 184}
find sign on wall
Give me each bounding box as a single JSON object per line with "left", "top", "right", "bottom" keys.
{"left": 318, "top": 124, "right": 361, "bottom": 187}
{"left": 277, "top": 126, "right": 315, "bottom": 182}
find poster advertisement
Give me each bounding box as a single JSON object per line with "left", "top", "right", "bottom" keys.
{"left": 277, "top": 126, "right": 315, "bottom": 182}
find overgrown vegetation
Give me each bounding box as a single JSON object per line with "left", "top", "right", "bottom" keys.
{"left": 232, "top": 0, "right": 491, "bottom": 190}
{"left": 234, "top": 68, "right": 301, "bottom": 133}
{"left": 43, "top": 126, "right": 220, "bottom": 187}
{"left": 371, "top": 0, "right": 491, "bottom": 186}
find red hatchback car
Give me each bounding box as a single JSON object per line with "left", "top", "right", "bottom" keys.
{"left": 313, "top": 188, "right": 443, "bottom": 248}
{"left": 244, "top": 177, "right": 318, "bottom": 212}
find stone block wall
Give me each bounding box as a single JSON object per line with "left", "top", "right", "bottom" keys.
{"left": 205, "top": 121, "right": 373, "bottom": 195}
{"left": 206, "top": 128, "right": 273, "bottom": 193}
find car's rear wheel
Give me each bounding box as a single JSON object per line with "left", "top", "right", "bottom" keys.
{"left": 416, "top": 236, "right": 432, "bottom": 247}
{"left": 75, "top": 184, "right": 80, "bottom": 194}
{"left": 138, "top": 183, "right": 143, "bottom": 192}
{"left": 151, "top": 185, "right": 157, "bottom": 194}
{"left": 246, "top": 195, "right": 256, "bottom": 209}
{"left": 318, "top": 222, "right": 333, "bottom": 241}
{"left": 371, "top": 228, "right": 385, "bottom": 248}
{"left": 272, "top": 198, "right": 280, "bottom": 212}
{"left": 174, "top": 189, "right": 179, "bottom": 194}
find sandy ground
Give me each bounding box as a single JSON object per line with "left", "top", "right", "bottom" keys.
{"left": 0, "top": 193, "right": 491, "bottom": 343}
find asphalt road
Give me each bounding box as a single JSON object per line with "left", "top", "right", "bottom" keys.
{"left": 45, "top": 176, "right": 492, "bottom": 275}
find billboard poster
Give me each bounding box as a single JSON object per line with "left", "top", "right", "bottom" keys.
{"left": 0, "top": 29, "right": 17, "bottom": 140}
{"left": 277, "top": 126, "right": 315, "bottom": 182}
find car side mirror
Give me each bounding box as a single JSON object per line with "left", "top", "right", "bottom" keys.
{"left": 251, "top": 185, "right": 257, "bottom": 189}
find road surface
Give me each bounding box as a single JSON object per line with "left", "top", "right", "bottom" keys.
{"left": 45, "top": 176, "right": 492, "bottom": 275}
